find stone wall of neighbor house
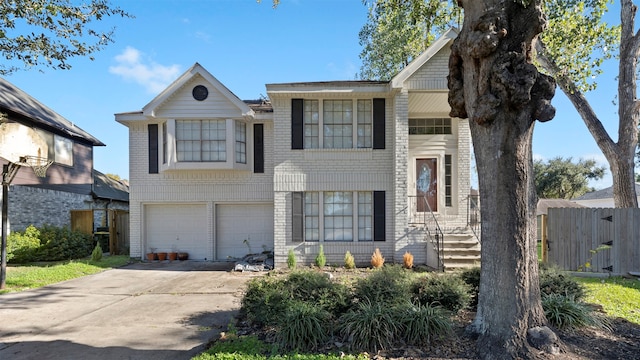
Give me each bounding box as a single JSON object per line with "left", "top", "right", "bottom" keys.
{"left": 7, "top": 185, "right": 92, "bottom": 231}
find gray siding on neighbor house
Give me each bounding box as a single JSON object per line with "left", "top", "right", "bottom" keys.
{"left": 5, "top": 185, "right": 92, "bottom": 231}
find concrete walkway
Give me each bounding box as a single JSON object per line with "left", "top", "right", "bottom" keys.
{"left": 0, "top": 261, "right": 263, "bottom": 360}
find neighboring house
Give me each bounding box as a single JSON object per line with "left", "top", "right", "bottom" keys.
{"left": 117, "top": 29, "right": 478, "bottom": 268}
{"left": 572, "top": 183, "right": 640, "bottom": 208}
{"left": 0, "top": 77, "right": 128, "bottom": 241}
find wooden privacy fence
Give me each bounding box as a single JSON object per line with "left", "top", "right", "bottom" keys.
{"left": 544, "top": 208, "right": 640, "bottom": 276}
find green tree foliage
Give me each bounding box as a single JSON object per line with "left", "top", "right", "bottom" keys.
{"left": 0, "top": 0, "right": 132, "bottom": 75}
{"left": 358, "top": 0, "right": 460, "bottom": 80}
{"left": 534, "top": 157, "right": 606, "bottom": 199}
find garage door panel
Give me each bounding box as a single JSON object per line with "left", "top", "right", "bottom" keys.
{"left": 216, "top": 205, "right": 273, "bottom": 261}
{"left": 145, "top": 204, "right": 209, "bottom": 260}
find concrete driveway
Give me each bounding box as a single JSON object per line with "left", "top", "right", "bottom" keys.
{"left": 0, "top": 261, "right": 263, "bottom": 360}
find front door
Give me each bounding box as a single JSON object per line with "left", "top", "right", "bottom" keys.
{"left": 416, "top": 158, "right": 437, "bottom": 212}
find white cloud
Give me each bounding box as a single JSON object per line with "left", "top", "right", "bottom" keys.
{"left": 195, "top": 31, "right": 212, "bottom": 43}
{"left": 109, "top": 46, "right": 182, "bottom": 94}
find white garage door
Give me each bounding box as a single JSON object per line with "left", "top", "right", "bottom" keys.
{"left": 216, "top": 204, "right": 273, "bottom": 261}
{"left": 145, "top": 204, "right": 210, "bottom": 260}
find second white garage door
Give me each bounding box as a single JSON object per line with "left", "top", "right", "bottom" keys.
{"left": 216, "top": 204, "right": 274, "bottom": 261}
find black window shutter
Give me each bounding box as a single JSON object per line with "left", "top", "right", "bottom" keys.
{"left": 291, "top": 99, "right": 304, "bottom": 149}
{"left": 373, "top": 191, "right": 385, "bottom": 241}
{"left": 373, "top": 98, "right": 385, "bottom": 149}
{"left": 254, "top": 124, "right": 264, "bottom": 173}
{"left": 148, "top": 124, "right": 158, "bottom": 174}
{"left": 292, "top": 192, "right": 304, "bottom": 242}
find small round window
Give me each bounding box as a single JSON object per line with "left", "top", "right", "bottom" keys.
{"left": 192, "top": 85, "right": 208, "bottom": 101}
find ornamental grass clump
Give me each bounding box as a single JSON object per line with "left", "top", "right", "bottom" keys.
{"left": 542, "top": 293, "right": 611, "bottom": 331}
{"left": 275, "top": 301, "right": 331, "bottom": 351}
{"left": 397, "top": 302, "right": 452, "bottom": 346}
{"left": 371, "top": 247, "right": 384, "bottom": 268}
{"left": 344, "top": 251, "right": 356, "bottom": 269}
{"left": 403, "top": 251, "right": 414, "bottom": 269}
{"left": 338, "top": 300, "right": 401, "bottom": 352}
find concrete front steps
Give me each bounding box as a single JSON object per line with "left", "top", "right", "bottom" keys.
{"left": 441, "top": 231, "right": 481, "bottom": 271}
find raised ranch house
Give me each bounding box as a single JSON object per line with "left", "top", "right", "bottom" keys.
{"left": 117, "top": 29, "right": 480, "bottom": 269}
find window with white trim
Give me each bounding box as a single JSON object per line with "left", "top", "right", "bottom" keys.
{"left": 303, "top": 99, "right": 373, "bottom": 149}
{"left": 299, "top": 191, "right": 375, "bottom": 242}
{"left": 235, "top": 121, "right": 246, "bottom": 164}
{"left": 176, "top": 119, "right": 226, "bottom": 162}
{"left": 409, "top": 118, "right": 452, "bottom": 135}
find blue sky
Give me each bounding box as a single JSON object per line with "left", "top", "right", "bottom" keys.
{"left": 4, "top": 0, "right": 624, "bottom": 189}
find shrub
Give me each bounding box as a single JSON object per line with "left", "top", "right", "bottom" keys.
{"left": 91, "top": 242, "right": 103, "bottom": 262}
{"left": 7, "top": 225, "right": 93, "bottom": 263}
{"left": 241, "top": 276, "right": 291, "bottom": 326}
{"left": 7, "top": 225, "right": 41, "bottom": 263}
{"left": 371, "top": 248, "right": 384, "bottom": 268}
{"left": 403, "top": 251, "right": 414, "bottom": 269}
{"left": 315, "top": 245, "right": 326, "bottom": 268}
{"left": 285, "top": 270, "right": 351, "bottom": 316}
{"left": 397, "top": 302, "right": 452, "bottom": 346}
{"left": 542, "top": 293, "right": 611, "bottom": 331}
{"left": 353, "top": 265, "right": 411, "bottom": 305}
{"left": 286, "top": 248, "right": 296, "bottom": 269}
{"left": 539, "top": 266, "right": 585, "bottom": 301}
{"left": 411, "top": 273, "right": 471, "bottom": 312}
{"left": 338, "top": 300, "right": 401, "bottom": 352}
{"left": 459, "top": 266, "right": 481, "bottom": 308}
{"left": 344, "top": 251, "right": 355, "bottom": 269}
{"left": 275, "top": 300, "right": 331, "bottom": 351}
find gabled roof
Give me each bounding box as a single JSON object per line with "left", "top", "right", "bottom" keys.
{"left": 142, "top": 62, "right": 254, "bottom": 117}
{"left": 92, "top": 169, "right": 129, "bottom": 202}
{"left": 0, "top": 77, "right": 104, "bottom": 146}
{"left": 391, "top": 28, "right": 459, "bottom": 88}
{"left": 573, "top": 183, "right": 640, "bottom": 200}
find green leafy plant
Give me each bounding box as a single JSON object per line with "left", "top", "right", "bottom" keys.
{"left": 275, "top": 301, "right": 331, "bottom": 351}
{"left": 315, "top": 245, "right": 326, "bottom": 268}
{"left": 285, "top": 270, "right": 351, "bottom": 316}
{"left": 7, "top": 225, "right": 41, "bottom": 263}
{"left": 411, "top": 273, "right": 471, "bottom": 313}
{"left": 539, "top": 265, "right": 586, "bottom": 301}
{"left": 542, "top": 293, "right": 611, "bottom": 331}
{"left": 353, "top": 265, "right": 411, "bottom": 305}
{"left": 287, "top": 248, "right": 296, "bottom": 269}
{"left": 397, "top": 302, "right": 452, "bottom": 346}
{"left": 459, "top": 266, "right": 481, "bottom": 309}
{"left": 577, "top": 244, "right": 612, "bottom": 272}
{"left": 344, "top": 251, "right": 355, "bottom": 269}
{"left": 91, "top": 242, "right": 103, "bottom": 262}
{"left": 241, "top": 276, "right": 291, "bottom": 326}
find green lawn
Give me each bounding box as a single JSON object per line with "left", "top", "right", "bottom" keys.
{"left": 575, "top": 276, "right": 640, "bottom": 324}
{"left": 0, "top": 255, "right": 133, "bottom": 294}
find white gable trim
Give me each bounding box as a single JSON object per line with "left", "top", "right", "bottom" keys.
{"left": 142, "top": 63, "right": 254, "bottom": 118}
{"left": 391, "top": 28, "right": 459, "bottom": 89}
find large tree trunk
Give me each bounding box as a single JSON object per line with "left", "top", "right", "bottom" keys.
{"left": 535, "top": 0, "right": 640, "bottom": 208}
{"left": 448, "top": 1, "right": 557, "bottom": 358}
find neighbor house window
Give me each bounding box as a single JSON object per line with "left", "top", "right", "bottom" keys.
{"left": 409, "top": 118, "right": 452, "bottom": 135}
{"left": 54, "top": 135, "right": 73, "bottom": 166}
{"left": 176, "top": 120, "right": 226, "bottom": 162}
{"left": 235, "top": 121, "right": 246, "bottom": 164}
